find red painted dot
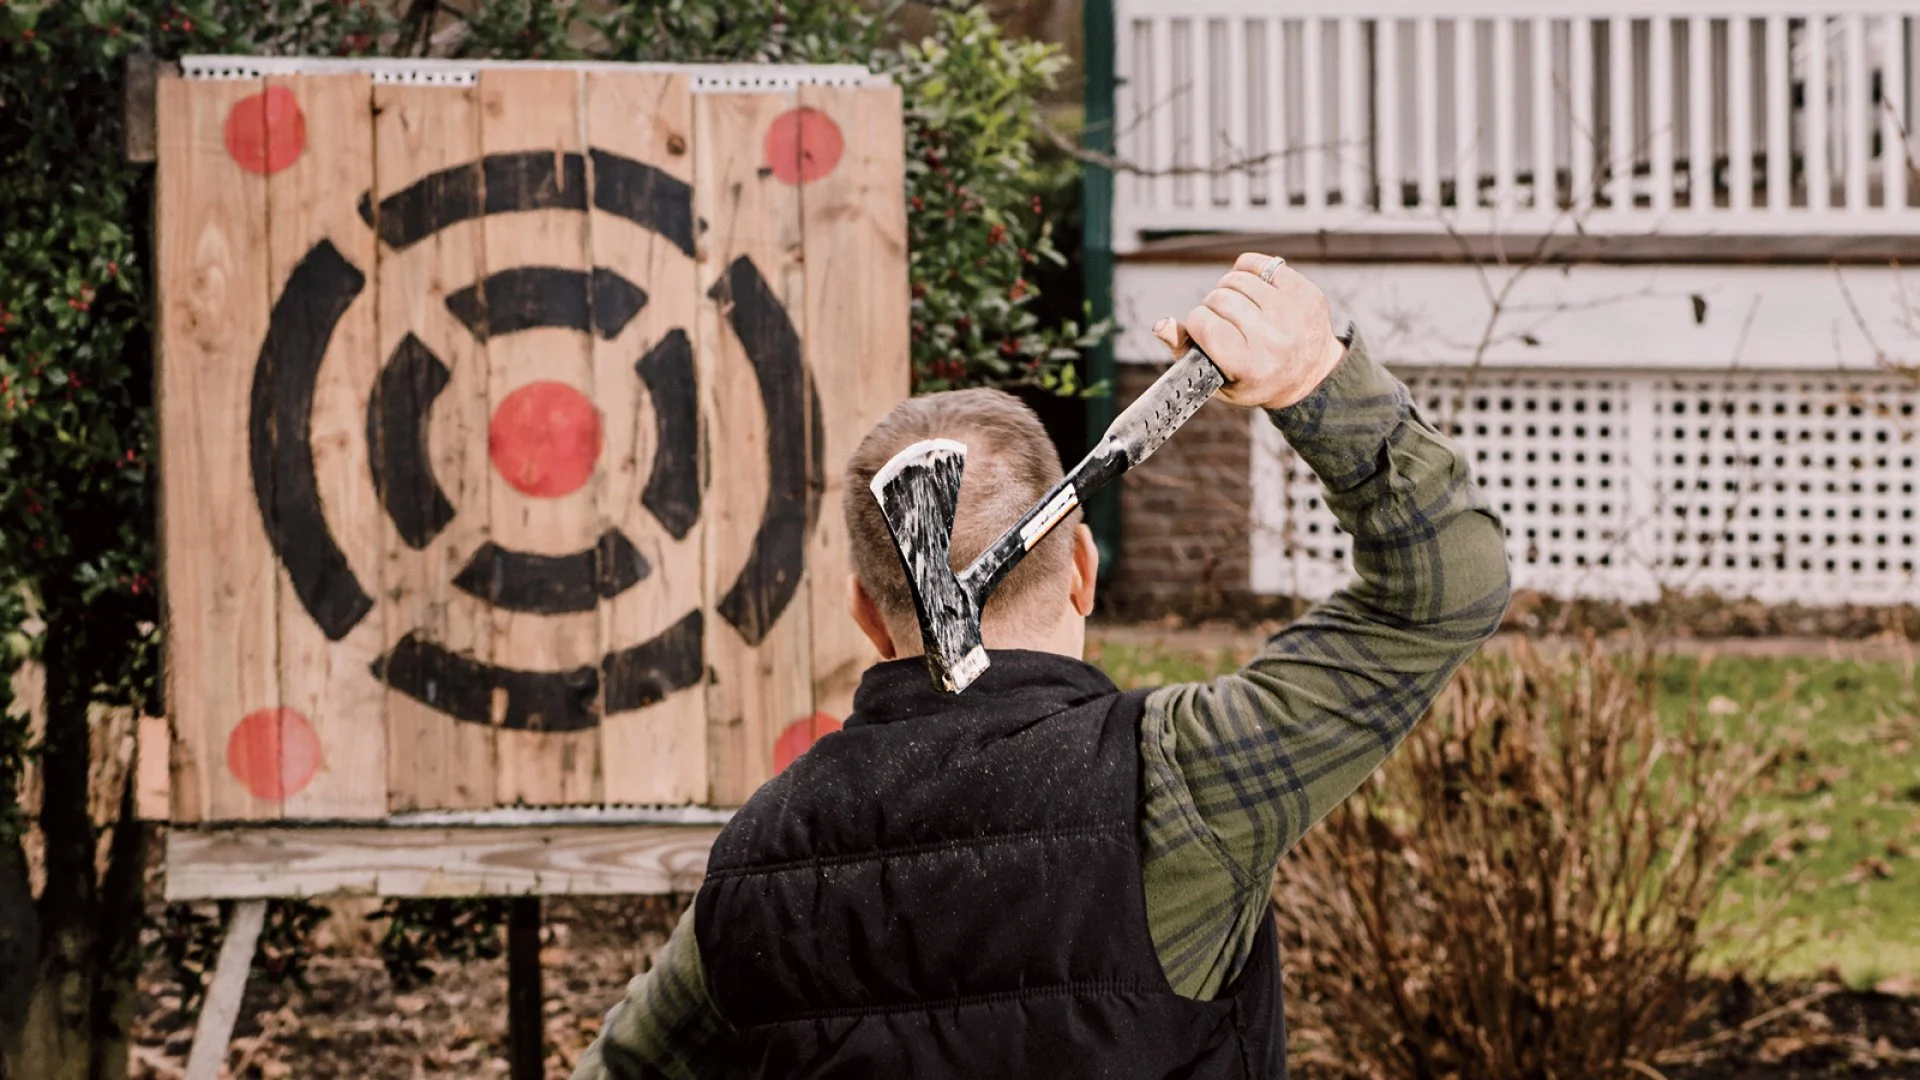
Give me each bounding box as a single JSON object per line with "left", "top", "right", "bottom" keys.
{"left": 765, "top": 107, "right": 844, "bottom": 185}
{"left": 489, "top": 381, "right": 603, "bottom": 498}
{"left": 774, "top": 712, "right": 843, "bottom": 773}
{"left": 226, "top": 708, "right": 322, "bottom": 800}
{"left": 224, "top": 86, "right": 307, "bottom": 175}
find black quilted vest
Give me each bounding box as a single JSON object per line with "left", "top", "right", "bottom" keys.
{"left": 695, "top": 649, "right": 1286, "bottom": 1078}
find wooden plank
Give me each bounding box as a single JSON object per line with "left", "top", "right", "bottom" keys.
{"left": 1649, "top": 17, "right": 1674, "bottom": 213}
{"left": 1844, "top": 14, "right": 1869, "bottom": 210}
{"left": 1808, "top": 17, "right": 1830, "bottom": 211}
{"left": 1417, "top": 16, "right": 1440, "bottom": 210}
{"left": 373, "top": 81, "right": 498, "bottom": 811}
{"left": 1492, "top": 16, "right": 1516, "bottom": 212}
{"left": 1766, "top": 15, "right": 1791, "bottom": 210}
{"left": 1120, "top": 229, "right": 1920, "bottom": 265}
{"left": 164, "top": 824, "right": 721, "bottom": 899}
{"left": 1729, "top": 16, "right": 1753, "bottom": 211}
{"left": 1377, "top": 19, "right": 1402, "bottom": 212}
{"left": 1571, "top": 16, "right": 1595, "bottom": 209}
{"left": 1531, "top": 18, "right": 1555, "bottom": 211}
{"left": 183, "top": 900, "right": 267, "bottom": 1080}
{"left": 155, "top": 74, "right": 279, "bottom": 822}
{"left": 1885, "top": 14, "right": 1910, "bottom": 212}
{"left": 798, "top": 84, "right": 909, "bottom": 725}
{"left": 124, "top": 51, "right": 159, "bottom": 163}
{"left": 1690, "top": 16, "right": 1712, "bottom": 210}
{"left": 1302, "top": 16, "right": 1327, "bottom": 211}
{"left": 584, "top": 70, "right": 709, "bottom": 805}
{"left": 1337, "top": 16, "right": 1365, "bottom": 208}
{"left": 264, "top": 74, "right": 387, "bottom": 821}
{"left": 136, "top": 714, "right": 171, "bottom": 821}
{"left": 477, "top": 68, "right": 602, "bottom": 806}
{"left": 1609, "top": 16, "right": 1632, "bottom": 211}
{"left": 695, "top": 91, "right": 815, "bottom": 804}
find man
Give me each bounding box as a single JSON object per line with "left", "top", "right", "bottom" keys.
{"left": 575, "top": 254, "right": 1511, "bottom": 1078}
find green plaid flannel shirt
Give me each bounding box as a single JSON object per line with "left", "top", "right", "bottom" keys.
{"left": 573, "top": 328, "right": 1512, "bottom": 1079}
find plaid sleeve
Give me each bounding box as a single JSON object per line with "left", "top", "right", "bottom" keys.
{"left": 571, "top": 899, "right": 743, "bottom": 1080}
{"left": 1137, "top": 327, "right": 1512, "bottom": 999}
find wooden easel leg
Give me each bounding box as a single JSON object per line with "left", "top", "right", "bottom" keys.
{"left": 185, "top": 899, "right": 268, "bottom": 1080}
{"left": 507, "top": 896, "right": 544, "bottom": 1080}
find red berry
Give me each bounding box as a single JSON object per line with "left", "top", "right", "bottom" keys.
{"left": 987, "top": 224, "right": 1005, "bottom": 245}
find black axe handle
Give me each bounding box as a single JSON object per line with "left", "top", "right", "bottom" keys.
{"left": 956, "top": 346, "right": 1225, "bottom": 602}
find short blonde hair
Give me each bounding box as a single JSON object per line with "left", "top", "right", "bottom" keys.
{"left": 843, "top": 389, "right": 1079, "bottom": 634}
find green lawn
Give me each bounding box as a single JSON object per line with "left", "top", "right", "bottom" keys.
{"left": 1085, "top": 634, "right": 1920, "bottom": 986}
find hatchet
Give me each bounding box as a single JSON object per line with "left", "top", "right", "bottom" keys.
{"left": 871, "top": 346, "right": 1225, "bottom": 693}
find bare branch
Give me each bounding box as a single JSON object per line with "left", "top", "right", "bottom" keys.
{"left": 1037, "top": 114, "right": 1342, "bottom": 179}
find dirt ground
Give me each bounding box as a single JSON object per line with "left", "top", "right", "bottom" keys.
{"left": 130, "top": 895, "right": 1920, "bottom": 1080}
{"left": 132, "top": 896, "right": 677, "bottom": 1080}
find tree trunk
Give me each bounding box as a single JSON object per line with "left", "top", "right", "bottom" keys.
{"left": 0, "top": 642, "right": 148, "bottom": 1080}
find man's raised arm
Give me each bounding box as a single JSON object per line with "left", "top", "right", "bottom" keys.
{"left": 1133, "top": 255, "right": 1511, "bottom": 996}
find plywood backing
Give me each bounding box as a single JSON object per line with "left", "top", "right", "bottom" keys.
{"left": 156, "top": 75, "right": 278, "bottom": 822}
{"left": 155, "top": 71, "right": 907, "bottom": 822}
{"left": 373, "top": 80, "right": 497, "bottom": 812}
{"left": 799, "top": 84, "right": 911, "bottom": 722}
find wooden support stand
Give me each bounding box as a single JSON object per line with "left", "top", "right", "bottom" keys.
{"left": 164, "top": 811, "right": 725, "bottom": 1076}
{"left": 508, "top": 897, "right": 545, "bottom": 1080}
{"left": 184, "top": 900, "right": 267, "bottom": 1080}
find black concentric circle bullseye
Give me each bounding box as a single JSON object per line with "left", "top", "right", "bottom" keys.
{"left": 250, "top": 147, "right": 818, "bottom": 732}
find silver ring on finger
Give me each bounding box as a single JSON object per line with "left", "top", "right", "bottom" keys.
{"left": 1259, "top": 255, "right": 1286, "bottom": 284}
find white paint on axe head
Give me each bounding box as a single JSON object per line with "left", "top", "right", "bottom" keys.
{"left": 870, "top": 437, "right": 968, "bottom": 502}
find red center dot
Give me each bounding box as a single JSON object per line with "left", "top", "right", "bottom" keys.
{"left": 489, "top": 381, "right": 603, "bottom": 498}
{"left": 224, "top": 86, "right": 307, "bottom": 176}
{"left": 764, "top": 107, "right": 845, "bottom": 185}
{"left": 226, "top": 707, "right": 322, "bottom": 801}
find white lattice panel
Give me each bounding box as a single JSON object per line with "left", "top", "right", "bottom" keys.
{"left": 1251, "top": 368, "right": 1920, "bottom": 604}
{"left": 1651, "top": 376, "right": 1919, "bottom": 602}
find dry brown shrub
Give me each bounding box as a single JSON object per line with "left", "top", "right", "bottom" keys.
{"left": 1274, "top": 638, "right": 1786, "bottom": 1080}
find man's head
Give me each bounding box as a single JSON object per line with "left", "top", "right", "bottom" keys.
{"left": 844, "top": 388, "right": 1098, "bottom": 662}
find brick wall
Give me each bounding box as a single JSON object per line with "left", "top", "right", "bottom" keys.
{"left": 1102, "top": 361, "right": 1292, "bottom": 621}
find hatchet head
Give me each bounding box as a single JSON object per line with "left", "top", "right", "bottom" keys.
{"left": 869, "top": 438, "right": 991, "bottom": 693}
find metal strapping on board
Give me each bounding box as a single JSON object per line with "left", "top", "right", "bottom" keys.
{"left": 178, "top": 55, "right": 889, "bottom": 90}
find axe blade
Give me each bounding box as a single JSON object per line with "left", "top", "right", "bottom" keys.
{"left": 871, "top": 439, "right": 991, "bottom": 692}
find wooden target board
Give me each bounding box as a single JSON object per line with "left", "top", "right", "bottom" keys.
{"left": 155, "top": 66, "right": 908, "bottom": 823}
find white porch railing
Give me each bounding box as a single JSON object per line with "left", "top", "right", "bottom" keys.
{"left": 1113, "top": 1, "right": 1920, "bottom": 250}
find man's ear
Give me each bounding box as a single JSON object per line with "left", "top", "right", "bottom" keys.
{"left": 848, "top": 574, "right": 898, "bottom": 660}
{"left": 1069, "top": 523, "right": 1098, "bottom": 618}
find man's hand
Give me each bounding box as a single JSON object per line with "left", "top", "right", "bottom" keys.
{"left": 1151, "top": 253, "right": 1347, "bottom": 411}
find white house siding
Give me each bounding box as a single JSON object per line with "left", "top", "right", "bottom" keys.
{"left": 1113, "top": 260, "right": 1920, "bottom": 605}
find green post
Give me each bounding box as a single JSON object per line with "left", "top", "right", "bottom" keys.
{"left": 1082, "top": 0, "right": 1120, "bottom": 581}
